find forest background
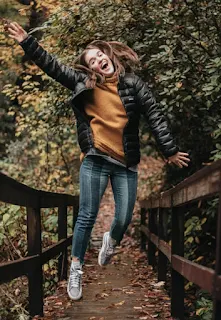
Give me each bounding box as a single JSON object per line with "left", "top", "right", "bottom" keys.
{"left": 0, "top": 0, "right": 221, "bottom": 319}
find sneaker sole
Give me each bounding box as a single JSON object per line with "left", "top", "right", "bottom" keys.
{"left": 98, "top": 232, "right": 109, "bottom": 267}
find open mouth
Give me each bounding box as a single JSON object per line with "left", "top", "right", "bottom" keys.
{"left": 101, "top": 61, "right": 109, "bottom": 70}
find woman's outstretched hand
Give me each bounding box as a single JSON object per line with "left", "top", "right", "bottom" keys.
{"left": 167, "top": 152, "right": 190, "bottom": 168}
{"left": 3, "top": 20, "right": 28, "bottom": 43}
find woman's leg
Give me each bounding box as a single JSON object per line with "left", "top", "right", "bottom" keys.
{"left": 98, "top": 166, "right": 137, "bottom": 266}
{"left": 110, "top": 166, "right": 138, "bottom": 244}
{"left": 71, "top": 156, "right": 110, "bottom": 264}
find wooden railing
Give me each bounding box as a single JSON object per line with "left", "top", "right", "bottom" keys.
{"left": 140, "top": 159, "right": 221, "bottom": 320}
{"left": 0, "top": 172, "right": 79, "bottom": 317}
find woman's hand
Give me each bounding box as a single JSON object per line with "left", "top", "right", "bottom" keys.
{"left": 3, "top": 20, "right": 28, "bottom": 43}
{"left": 167, "top": 152, "right": 190, "bottom": 168}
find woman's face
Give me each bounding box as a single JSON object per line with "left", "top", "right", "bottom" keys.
{"left": 84, "top": 48, "right": 115, "bottom": 77}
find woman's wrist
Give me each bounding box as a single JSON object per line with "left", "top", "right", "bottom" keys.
{"left": 18, "top": 33, "right": 29, "bottom": 44}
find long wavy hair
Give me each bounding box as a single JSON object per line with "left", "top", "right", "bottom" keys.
{"left": 74, "top": 40, "right": 139, "bottom": 88}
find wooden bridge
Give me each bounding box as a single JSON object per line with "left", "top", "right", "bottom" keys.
{"left": 0, "top": 159, "right": 221, "bottom": 319}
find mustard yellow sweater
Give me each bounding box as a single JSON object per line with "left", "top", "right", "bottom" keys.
{"left": 84, "top": 76, "right": 128, "bottom": 163}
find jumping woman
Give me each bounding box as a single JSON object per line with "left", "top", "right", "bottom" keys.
{"left": 5, "top": 21, "right": 190, "bottom": 301}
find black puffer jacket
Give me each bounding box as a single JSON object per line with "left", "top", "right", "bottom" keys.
{"left": 20, "top": 35, "right": 179, "bottom": 167}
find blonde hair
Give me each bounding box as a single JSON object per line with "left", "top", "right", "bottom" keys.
{"left": 74, "top": 40, "right": 139, "bottom": 88}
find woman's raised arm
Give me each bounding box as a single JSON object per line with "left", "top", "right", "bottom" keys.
{"left": 4, "top": 21, "right": 87, "bottom": 91}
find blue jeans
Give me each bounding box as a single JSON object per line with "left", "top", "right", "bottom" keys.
{"left": 71, "top": 156, "right": 138, "bottom": 263}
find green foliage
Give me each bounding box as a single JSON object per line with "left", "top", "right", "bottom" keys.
{"left": 43, "top": 259, "right": 59, "bottom": 296}
{"left": 184, "top": 198, "right": 217, "bottom": 264}
{"left": 0, "top": 0, "right": 30, "bottom": 23}
{"left": 0, "top": 204, "right": 27, "bottom": 258}
{"left": 184, "top": 199, "right": 217, "bottom": 318}
{"left": 196, "top": 295, "right": 213, "bottom": 319}
{"left": 211, "top": 122, "right": 221, "bottom": 161}
{"left": 2, "top": 0, "right": 221, "bottom": 187}
{"left": 30, "top": 0, "right": 221, "bottom": 184}
{"left": 0, "top": 0, "right": 30, "bottom": 158}
{"left": 137, "top": 0, "right": 221, "bottom": 185}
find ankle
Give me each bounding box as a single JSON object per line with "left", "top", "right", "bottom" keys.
{"left": 71, "top": 257, "right": 82, "bottom": 269}
{"left": 109, "top": 236, "right": 117, "bottom": 247}
{"left": 72, "top": 256, "right": 80, "bottom": 263}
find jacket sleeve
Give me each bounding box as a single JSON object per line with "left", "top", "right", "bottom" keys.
{"left": 135, "top": 76, "right": 179, "bottom": 158}
{"left": 19, "top": 35, "right": 87, "bottom": 91}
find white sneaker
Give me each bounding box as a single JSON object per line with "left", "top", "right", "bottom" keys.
{"left": 67, "top": 261, "right": 83, "bottom": 300}
{"left": 98, "top": 232, "right": 116, "bottom": 266}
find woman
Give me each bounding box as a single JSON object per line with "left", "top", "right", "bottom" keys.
{"left": 5, "top": 21, "right": 190, "bottom": 301}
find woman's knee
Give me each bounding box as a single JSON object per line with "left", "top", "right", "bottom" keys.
{"left": 76, "top": 209, "right": 98, "bottom": 228}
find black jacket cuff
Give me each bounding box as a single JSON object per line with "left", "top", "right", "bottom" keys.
{"left": 19, "top": 35, "right": 35, "bottom": 49}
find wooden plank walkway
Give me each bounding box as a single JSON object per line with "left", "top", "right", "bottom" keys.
{"left": 59, "top": 240, "right": 172, "bottom": 320}
{"left": 35, "top": 184, "right": 172, "bottom": 320}
{"left": 39, "top": 237, "right": 172, "bottom": 320}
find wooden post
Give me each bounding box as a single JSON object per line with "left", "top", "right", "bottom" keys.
{"left": 213, "top": 188, "right": 221, "bottom": 320}
{"left": 58, "top": 204, "right": 67, "bottom": 281}
{"left": 171, "top": 205, "right": 185, "bottom": 320}
{"left": 141, "top": 207, "right": 147, "bottom": 252}
{"left": 148, "top": 208, "right": 157, "bottom": 267}
{"left": 158, "top": 208, "right": 168, "bottom": 282}
{"left": 27, "top": 205, "right": 43, "bottom": 317}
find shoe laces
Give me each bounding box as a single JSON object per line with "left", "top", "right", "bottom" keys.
{"left": 69, "top": 268, "right": 83, "bottom": 288}
{"left": 106, "top": 242, "right": 115, "bottom": 256}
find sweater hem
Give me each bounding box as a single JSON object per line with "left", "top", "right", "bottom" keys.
{"left": 94, "top": 139, "right": 126, "bottom": 164}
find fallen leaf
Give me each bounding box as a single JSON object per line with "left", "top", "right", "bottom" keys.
{"left": 14, "top": 288, "right": 20, "bottom": 296}
{"left": 131, "top": 283, "right": 145, "bottom": 288}
{"left": 114, "top": 300, "right": 125, "bottom": 306}
{"left": 125, "top": 291, "right": 134, "bottom": 294}
{"left": 112, "top": 287, "right": 122, "bottom": 291}
{"left": 152, "top": 281, "right": 165, "bottom": 288}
